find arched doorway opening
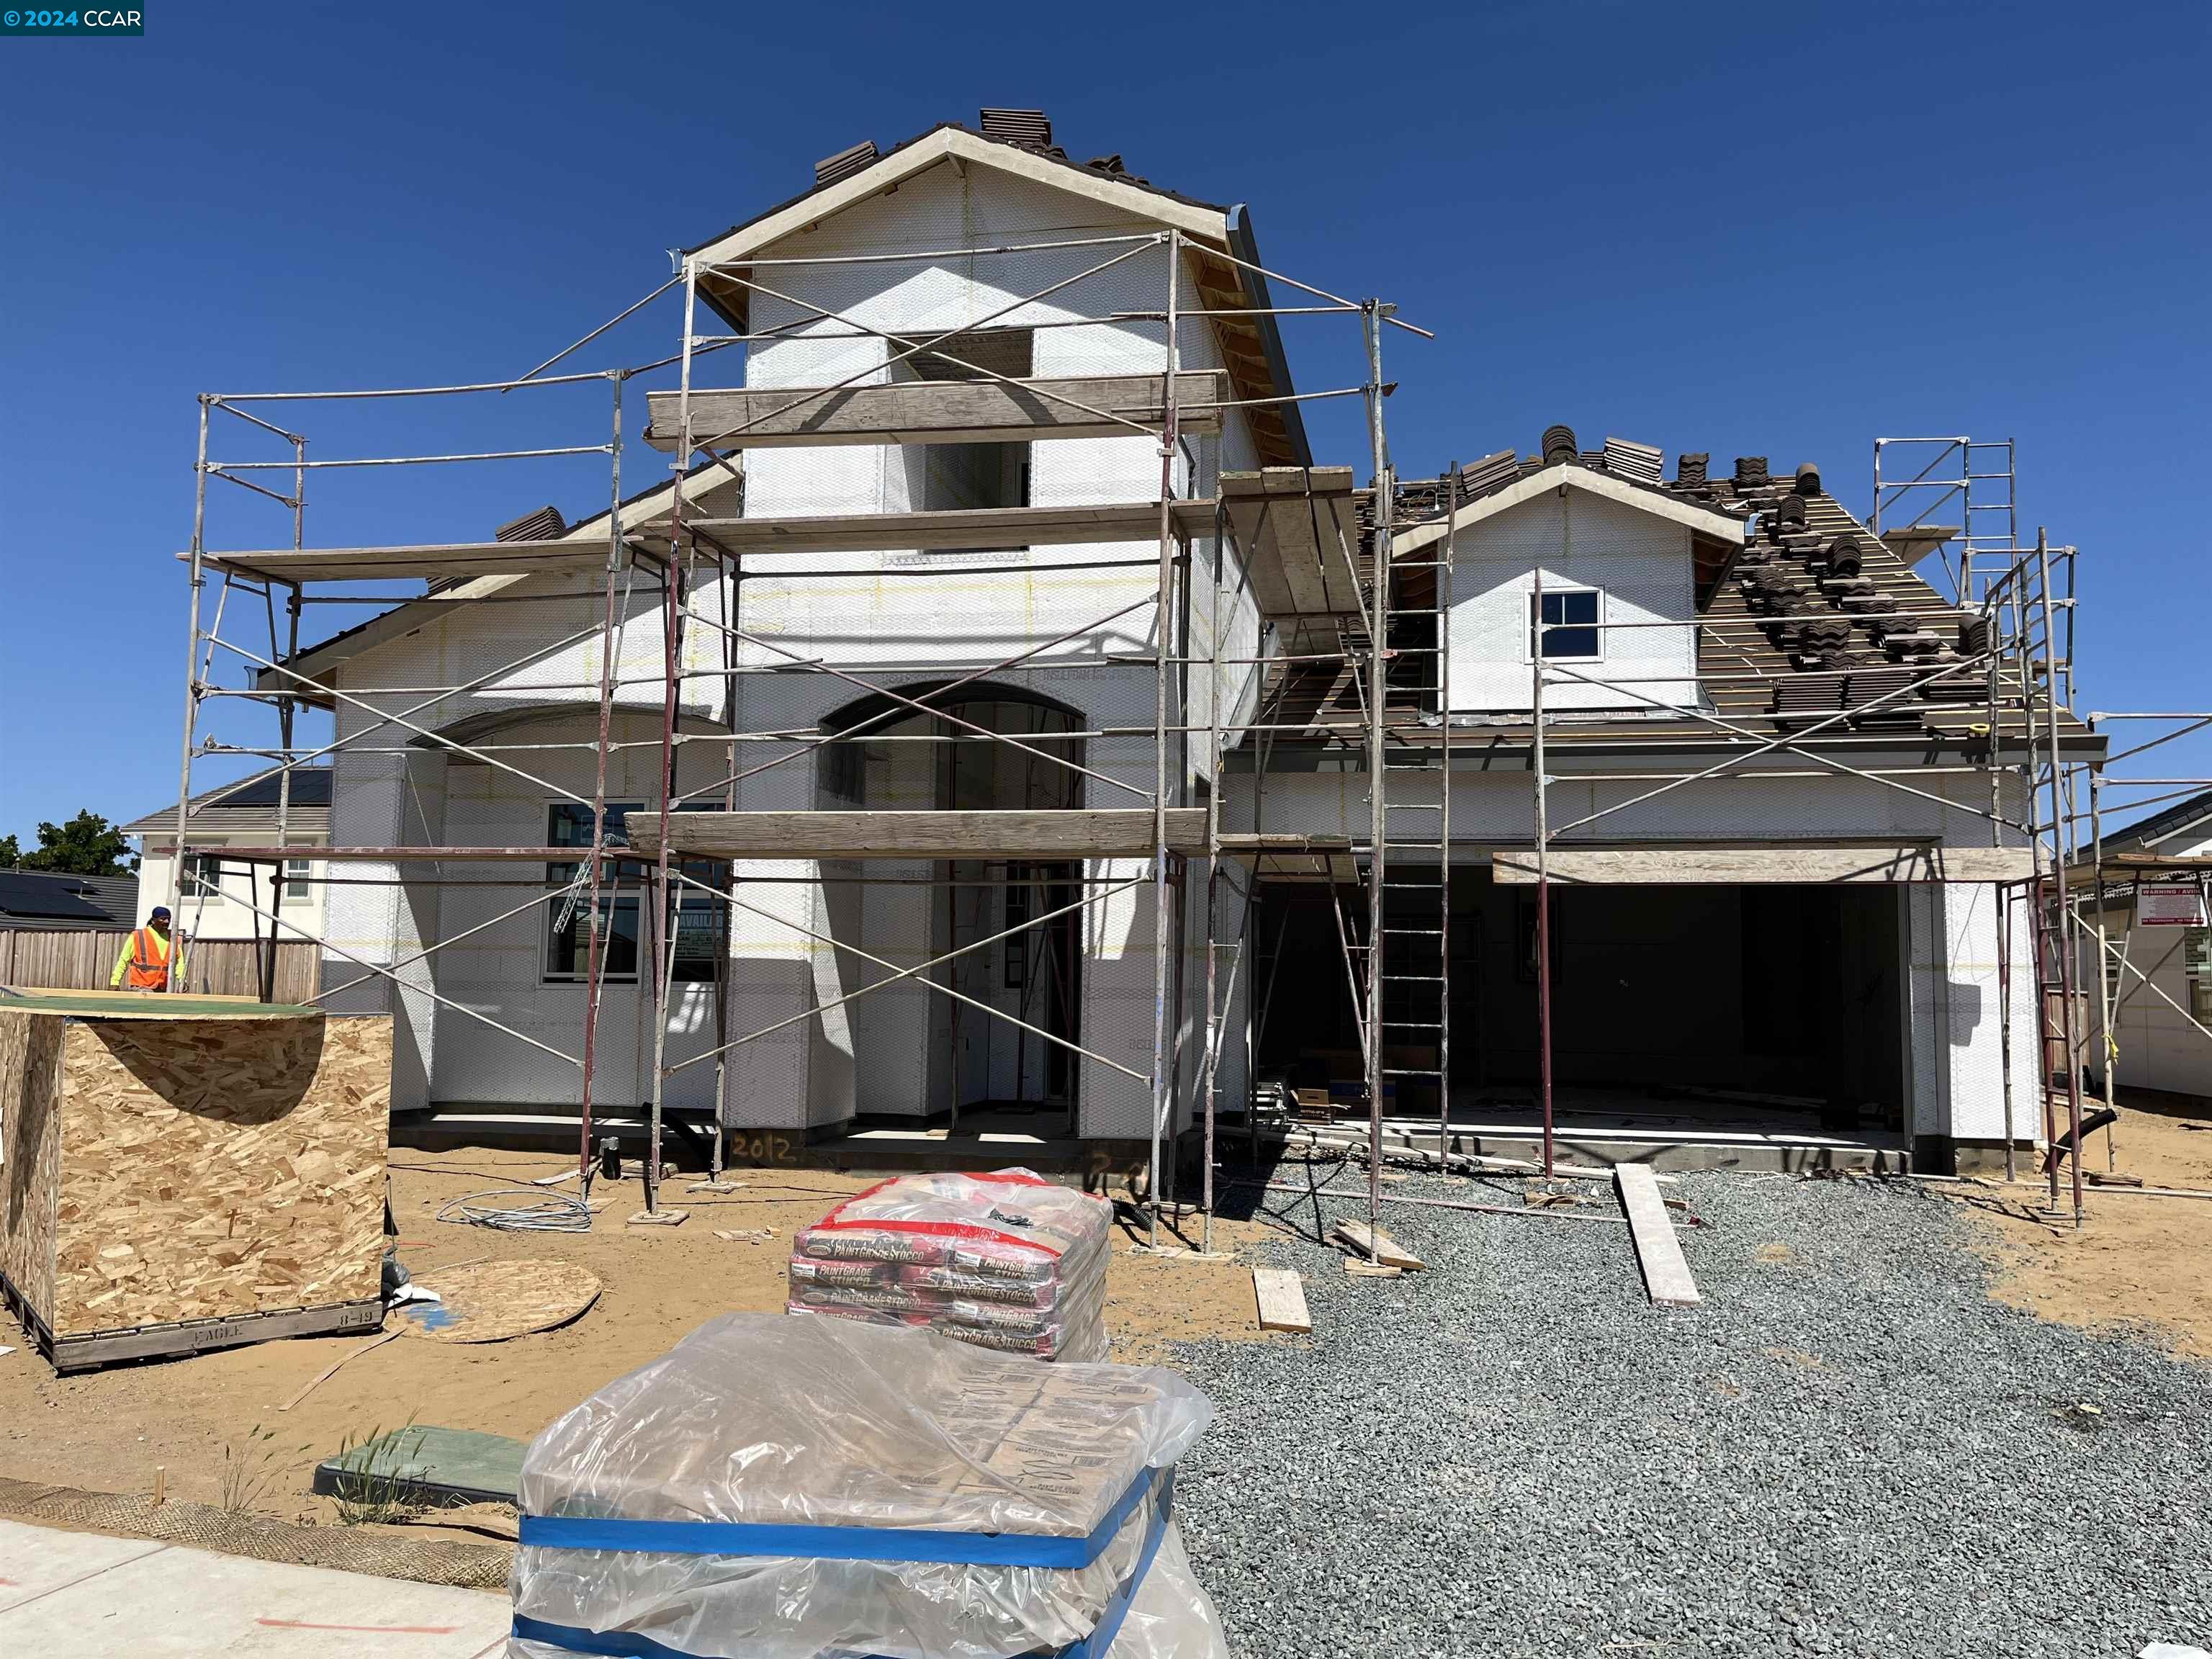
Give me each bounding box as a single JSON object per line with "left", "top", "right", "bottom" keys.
{"left": 818, "top": 685, "right": 1086, "bottom": 1123}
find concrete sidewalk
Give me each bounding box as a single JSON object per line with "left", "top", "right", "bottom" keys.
{"left": 0, "top": 1517, "right": 508, "bottom": 1655}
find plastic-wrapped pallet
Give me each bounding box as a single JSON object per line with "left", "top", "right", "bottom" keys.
{"left": 508, "top": 1312, "right": 1226, "bottom": 1659}
{"left": 787, "top": 1169, "right": 1113, "bottom": 1362}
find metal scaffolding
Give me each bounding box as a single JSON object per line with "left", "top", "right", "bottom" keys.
{"left": 164, "top": 207, "right": 2187, "bottom": 1246}
{"left": 164, "top": 215, "right": 1424, "bottom": 1250}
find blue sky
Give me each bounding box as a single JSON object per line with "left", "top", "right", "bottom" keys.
{"left": 2, "top": 1, "right": 2206, "bottom": 843}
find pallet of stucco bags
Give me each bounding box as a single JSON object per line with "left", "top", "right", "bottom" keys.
{"left": 508, "top": 1311, "right": 1226, "bottom": 1659}
{"left": 785, "top": 1169, "right": 1113, "bottom": 1362}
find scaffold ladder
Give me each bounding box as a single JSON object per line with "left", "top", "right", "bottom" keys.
{"left": 1374, "top": 469, "right": 1457, "bottom": 1130}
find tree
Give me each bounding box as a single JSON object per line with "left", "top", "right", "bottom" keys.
{"left": 0, "top": 834, "right": 19, "bottom": 868}
{"left": 17, "top": 811, "right": 138, "bottom": 877}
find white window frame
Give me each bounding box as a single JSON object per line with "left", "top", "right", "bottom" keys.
{"left": 282, "top": 857, "right": 313, "bottom": 904}
{"left": 1527, "top": 583, "right": 1604, "bottom": 664}
{"left": 2186, "top": 925, "right": 2212, "bottom": 1025}
{"left": 544, "top": 803, "right": 642, "bottom": 984}
{"left": 181, "top": 845, "right": 229, "bottom": 905}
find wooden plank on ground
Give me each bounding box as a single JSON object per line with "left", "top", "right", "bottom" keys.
{"left": 1328, "top": 1219, "right": 1425, "bottom": 1271}
{"left": 1616, "top": 1163, "right": 1701, "bottom": 1307}
{"left": 1251, "top": 1267, "right": 1311, "bottom": 1334}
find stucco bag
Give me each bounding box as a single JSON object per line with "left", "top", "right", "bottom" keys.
{"left": 507, "top": 1311, "right": 1223, "bottom": 1659}
{"left": 786, "top": 1169, "right": 1114, "bottom": 1362}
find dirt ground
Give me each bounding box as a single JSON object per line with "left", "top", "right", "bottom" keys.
{"left": 1942, "top": 1095, "right": 2212, "bottom": 1360}
{"left": 0, "top": 1148, "right": 1277, "bottom": 1534}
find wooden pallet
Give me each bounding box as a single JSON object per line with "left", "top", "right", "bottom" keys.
{"left": 3, "top": 1269, "right": 382, "bottom": 1373}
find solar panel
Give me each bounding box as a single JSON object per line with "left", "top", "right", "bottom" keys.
{"left": 0, "top": 871, "right": 116, "bottom": 922}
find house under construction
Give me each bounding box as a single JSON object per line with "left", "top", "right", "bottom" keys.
{"left": 163, "top": 111, "right": 2203, "bottom": 1233}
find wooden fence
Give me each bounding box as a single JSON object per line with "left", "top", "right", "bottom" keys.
{"left": 0, "top": 930, "right": 322, "bottom": 1003}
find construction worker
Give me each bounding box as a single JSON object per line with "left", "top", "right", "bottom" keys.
{"left": 111, "top": 907, "right": 180, "bottom": 993}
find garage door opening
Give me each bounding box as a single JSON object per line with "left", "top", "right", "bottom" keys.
{"left": 1254, "top": 868, "right": 1910, "bottom": 1161}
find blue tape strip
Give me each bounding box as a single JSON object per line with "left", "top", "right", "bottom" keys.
{"left": 1058, "top": 1470, "right": 1174, "bottom": 1659}
{"left": 512, "top": 1473, "right": 1177, "bottom": 1659}
{"left": 520, "top": 1464, "right": 1158, "bottom": 1570}
{"left": 511, "top": 1615, "right": 693, "bottom": 1659}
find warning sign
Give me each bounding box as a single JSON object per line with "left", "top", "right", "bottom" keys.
{"left": 2139, "top": 881, "right": 2209, "bottom": 927}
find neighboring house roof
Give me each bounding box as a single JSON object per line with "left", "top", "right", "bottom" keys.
{"left": 1259, "top": 430, "right": 2100, "bottom": 760}
{"left": 0, "top": 869, "right": 137, "bottom": 930}
{"left": 2098, "top": 788, "right": 2212, "bottom": 855}
{"left": 120, "top": 765, "right": 333, "bottom": 843}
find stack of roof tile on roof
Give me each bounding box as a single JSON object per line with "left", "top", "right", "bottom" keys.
{"left": 1266, "top": 428, "right": 2079, "bottom": 751}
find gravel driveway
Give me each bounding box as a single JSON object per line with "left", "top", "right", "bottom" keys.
{"left": 1168, "top": 1169, "right": 2212, "bottom": 1659}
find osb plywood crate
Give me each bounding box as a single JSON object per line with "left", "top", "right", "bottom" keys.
{"left": 0, "top": 993, "right": 390, "bottom": 1371}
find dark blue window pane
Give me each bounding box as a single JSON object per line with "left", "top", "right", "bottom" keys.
{"left": 1536, "top": 590, "right": 1600, "bottom": 657}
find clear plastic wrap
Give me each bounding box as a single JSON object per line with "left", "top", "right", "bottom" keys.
{"left": 508, "top": 1312, "right": 1218, "bottom": 1659}
{"left": 787, "top": 1169, "right": 1113, "bottom": 1364}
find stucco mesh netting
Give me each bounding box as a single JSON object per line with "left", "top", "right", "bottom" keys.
{"left": 0, "top": 1477, "right": 513, "bottom": 1591}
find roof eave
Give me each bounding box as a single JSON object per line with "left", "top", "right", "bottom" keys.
{"left": 1226, "top": 204, "right": 1311, "bottom": 469}
{"left": 1395, "top": 463, "right": 1750, "bottom": 555}
{"left": 683, "top": 127, "right": 1232, "bottom": 276}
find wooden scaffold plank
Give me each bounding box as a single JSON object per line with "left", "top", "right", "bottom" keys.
{"left": 646, "top": 372, "right": 1226, "bottom": 449}
{"left": 1616, "top": 1163, "right": 1701, "bottom": 1308}
{"left": 625, "top": 808, "right": 1208, "bottom": 861}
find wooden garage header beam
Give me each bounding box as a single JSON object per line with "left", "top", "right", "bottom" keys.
{"left": 1490, "top": 845, "right": 2035, "bottom": 884}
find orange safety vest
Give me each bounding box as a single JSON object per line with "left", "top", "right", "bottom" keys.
{"left": 122, "top": 927, "right": 171, "bottom": 991}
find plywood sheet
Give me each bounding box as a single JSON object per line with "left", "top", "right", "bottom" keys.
{"left": 2, "top": 989, "right": 312, "bottom": 1020}
{"left": 399, "top": 1259, "right": 601, "bottom": 1344}
{"left": 45, "top": 1015, "right": 390, "bottom": 1338}
{"left": 0, "top": 1009, "right": 66, "bottom": 1319}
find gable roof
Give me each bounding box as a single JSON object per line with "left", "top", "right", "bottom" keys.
{"left": 1258, "top": 433, "right": 2100, "bottom": 761}
{"left": 680, "top": 120, "right": 1310, "bottom": 470}
{"left": 683, "top": 124, "right": 1233, "bottom": 269}
{"left": 1390, "top": 462, "right": 1748, "bottom": 555}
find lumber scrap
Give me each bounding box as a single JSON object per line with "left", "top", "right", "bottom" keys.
{"left": 1328, "top": 1220, "right": 1425, "bottom": 1271}
{"left": 1251, "top": 1267, "right": 1312, "bottom": 1334}
{"left": 1616, "top": 1164, "right": 1701, "bottom": 1307}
